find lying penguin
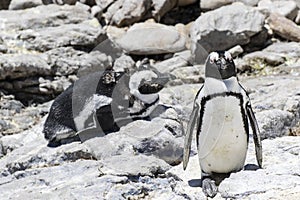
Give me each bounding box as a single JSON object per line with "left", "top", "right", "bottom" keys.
{"left": 43, "top": 60, "right": 171, "bottom": 147}
{"left": 183, "top": 51, "right": 262, "bottom": 198}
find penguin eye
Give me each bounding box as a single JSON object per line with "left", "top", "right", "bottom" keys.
{"left": 209, "top": 52, "right": 219, "bottom": 64}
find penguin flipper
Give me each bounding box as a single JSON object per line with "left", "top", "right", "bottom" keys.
{"left": 183, "top": 102, "right": 200, "bottom": 170}
{"left": 246, "top": 103, "right": 263, "bottom": 168}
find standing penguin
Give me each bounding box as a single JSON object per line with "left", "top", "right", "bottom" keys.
{"left": 183, "top": 51, "right": 262, "bottom": 198}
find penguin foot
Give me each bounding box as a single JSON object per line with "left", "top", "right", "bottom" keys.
{"left": 202, "top": 178, "right": 218, "bottom": 198}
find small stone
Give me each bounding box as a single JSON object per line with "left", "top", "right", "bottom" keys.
{"left": 228, "top": 45, "right": 244, "bottom": 58}
{"left": 200, "top": 0, "right": 233, "bottom": 11}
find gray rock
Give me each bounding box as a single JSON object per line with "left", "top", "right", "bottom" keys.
{"left": 42, "top": 0, "right": 77, "bottom": 5}
{"left": 170, "top": 65, "right": 205, "bottom": 84}
{"left": 200, "top": 0, "right": 233, "bottom": 11}
{"left": 263, "top": 42, "right": 300, "bottom": 58}
{"left": 241, "top": 75, "right": 300, "bottom": 139}
{"left": 105, "top": 0, "right": 151, "bottom": 27}
{"left": 258, "top": 0, "right": 299, "bottom": 20}
{"left": 235, "top": 0, "right": 260, "bottom": 6}
{"left": 151, "top": 0, "right": 177, "bottom": 21}
{"left": 9, "top": 0, "right": 42, "bottom": 10}
{"left": 0, "top": 4, "right": 91, "bottom": 31}
{"left": 228, "top": 45, "right": 244, "bottom": 58}
{"left": 243, "top": 51, "right": 285, "bottom": 66}
{"left": 200, "top": 0, "right": 260, "bottom": 10}
{"left": 114, "top": 22, "right": 186, "bottom": 55}
{"left": 296, "top": 10, "right": 300, "bottom": 24}
{"left": 0, "top": 54, "right": 51, "bottom": 80}
{"left": 77, "top": 51, "right": 113, "bottom": 77}
{"left": 191, "top": 3, "right": 265, "bottom": 60}
{"left": 267, "top": 13, "right": 300, "bottom": 42}
{"left": 19, "top": 19, "right": 105, "bottom": 52}
{"left": 0, "top": 0, "right": 11, "bottom": 10}
{"left": 219, "top": 136, "right": 300, "bottom": 199}
{"left": 85, "top": 114, "right": 184, "bottom": 165}
{"left": 99, "top": 154, "right": 171, "bottom": 177}
{"left": 153, "top": 50, "right": 192, "bottom": 74}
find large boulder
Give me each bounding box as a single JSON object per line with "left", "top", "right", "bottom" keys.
{"left": 113, "top": 22, "right": 186, "bottom": 55}
{"left": 191, "top": 3, "right": 265, "bottom": 63}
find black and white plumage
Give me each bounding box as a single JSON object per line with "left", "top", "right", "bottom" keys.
{"left": 43, "top": 61, "right": 170, "bottom": 147}
{"left": 183, "top": 51, "right": 262, "bottom": 198}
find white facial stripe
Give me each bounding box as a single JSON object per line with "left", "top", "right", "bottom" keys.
{"left": 224, "top": 51, "right": 232, "bottom": 60}
{"left": 129, "top": 70, "right": 159, "bottom": 104}
{"left": 209, "top": 52, "right": 219, "bottom": 63}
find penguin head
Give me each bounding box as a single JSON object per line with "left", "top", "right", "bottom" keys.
{"left": 129, "top": 59, "right": 172, "bottom": 104}
{"left": 205, "top": 51, "right": 236, "bottom": 80}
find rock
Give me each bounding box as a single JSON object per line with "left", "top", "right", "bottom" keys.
{"left": 243, "top": 51, "right": 285, "bottom": 66}
{"left": 263, "top": 42, "right": 300, "bottom": 58}
{"left": 42, "top": 0, "right": 77, "bottom": 5}
{"left": 151, "top": 0, "right": 177, "bottom": 21}
{"left": 258, "top": 0, "right": 299, "bottom": 20}
{"left": 77, "top": 51, "right": 113, "bottom": 77}
{"left": 296, "top": 10, "right": 300, "bottom": 24}
{"left": 267, "top": 13, "right": 300, "bottom": 42}
{"left": 9, "top": 0, "right": 42, "bottom": 10}
{"left": 0, "top": 4, "right": 91, "bottom": 31}
{"left": 99, "top": 154, "right": 171, "bottom": 177}
{"left": 228, "top": 45, "right": 244, "bottom": 58}
{"left": 85, "top": 114, "right": 184, "bottom": 165}
{"left": 114, "top": 22, "right": 186, "bottom": 55}
{"left": 0, "top": 54, "right": 51, "bottom": 80}
{"left": 241, "top": 75, "right": 300, "bottom": 139}
{"left": 104, "top": 0, "right": 151, "bottom": 27}
{"left": 19, "top": 19, "right": 105, "bottom": 52}
{"left": 236, "top": 0, "right": 260, "bottom": 6}
{"left": 170, "top": 65, "right": 205, "bottom": 85}
{"left": 219, "top": 136, "right": 300, "bottom": 199}
{"left": 200, "top": 0, "right": 233, "bottom": 11}
{"left": 191, "top": 3, "right": 265, "bottom": 62}
{"left": 177, "top": 0, "right": 197, "bottom": 6}
{"left": 0, "top": 0, "right": 11, "bottom": 10}
{"left": 153, "top": 50, "right": 192, "bottom": 74}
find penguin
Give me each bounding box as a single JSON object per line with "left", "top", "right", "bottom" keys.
{"left": 43, "top": 60, "right": 171, "bottom": 147}
{"left": 183, "top": 51, "right": 262, "bottom": 198}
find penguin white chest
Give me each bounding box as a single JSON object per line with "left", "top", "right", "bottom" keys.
{"left": 198, "top": 95, "right": 248, "bottom": 173}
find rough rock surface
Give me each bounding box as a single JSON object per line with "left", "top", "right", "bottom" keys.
{"left": 191, "top": 3, "right": 265, "bottom": 62}
{"left": 9, "top": 0, "right": 42, "bottom": 10}
{"left": 1, "top": 1, "right": 300, "bottom": 199}
{"left": 114, "top": 22, "right": 186, "bottom": 55}
{"left": 267, "top": 13, "right": 300, "bottom": 42}
{"left": 104, "top": 0, "right": 151, "bottom": 27}
{"left": 258, "top": 0, "right": 299, "bottom": 20}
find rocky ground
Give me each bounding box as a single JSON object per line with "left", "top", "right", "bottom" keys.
{"left": 0, "top": 0, "right": 300, "bottom": 199}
